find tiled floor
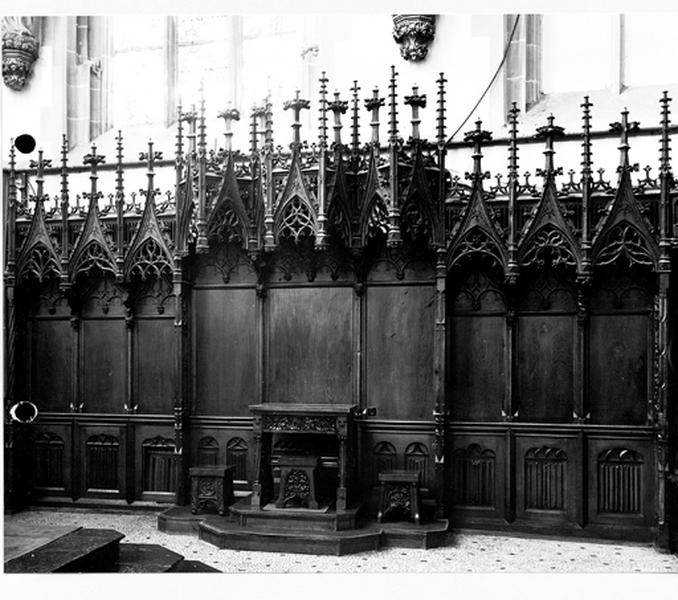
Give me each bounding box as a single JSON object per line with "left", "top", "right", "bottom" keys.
{"left": 4, "top": 508, "right": 678, "bottom": 574}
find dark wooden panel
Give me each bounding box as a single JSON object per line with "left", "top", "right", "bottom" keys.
{"left": 267, "top": 287, "right": 353, "bottom": 404}
{"left": 516, "top": 316, "right": 574, "bottom": 422}
{"left": 135, "top": 319, "right": 175, "bottom": 414}
{"left": 194, "top": 288, "right": 257, "bottom": 415}
{"left": 365, "top": 286, "right": 435, "bottom": 420}
{"left": 587, "top": 437, "right": 654, "bottom": 527}
{"left": 447, "top": 433, "right": 505, "bottom": 522}
{"left": 78, "top": 425, "right": 126, "bottom": 499}
{"left": 30, "top": 424, "right": 72, "bottom": 498}
{"left": 589, "top": 315, "right": 648, "bottom": 425}
{"left": 81, "top": 320, "right": 126, "bottom": 413}
{"left": 450, "top": 315, "right": 505, "bottom": 421}
{"left": 31, "top": 319, "right": 73, "bottom": 412}
{"left": 515, "top": 435, "right": 578, "bottom": 524}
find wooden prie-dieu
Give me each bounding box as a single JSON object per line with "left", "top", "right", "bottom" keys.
{"left": 3, "top": 67, "right": 678, "bottom": 552}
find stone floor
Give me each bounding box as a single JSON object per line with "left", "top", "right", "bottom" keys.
{"left": 4, "top": 508, "right": 678, "bottom": 574}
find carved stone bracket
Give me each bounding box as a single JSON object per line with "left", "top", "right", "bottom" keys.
{"left": 392, "top": 15, "right": 436, "bottom": 62}
{"left": 2, "top": 17, "right": 40, "bottom": 91}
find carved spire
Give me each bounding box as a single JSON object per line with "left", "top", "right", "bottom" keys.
{"left": 318, "top": 71, "right": 329, "bottom": 149}
{"left": 83, "top": 143, "right": 105, "bottom": 210}
{"left": 507, "top": 102, "right": 520, "bottom": 278}
{"left": 218, "top": 103, "right": 240, "bottom": 153}
{"left": 388, "top": 65, "right": 399, "bottom": 144}
{"left": 610, "top": 108, "right": 639, "bottom": 172}
{"left": 196, "top": 90, "right": 208, "bottom": 253}
{"left": 114, "top": 130, "right": 125, "bottom": 274}
{"left": 464, "top": 118, "right": 492, "bottom": 180}
{"left": 140, "top": 140, "right": 162, "bottom": 215}
{"left": 659, "top": 91, "right": 672, "bottom": 269}
{"left": 328, "top": 91, "right": 348, "bottom": 147}
{"left": 198, "top": 83, "right": 207, "bottom": 152}
{"left": 249, "top": 104, "right": 259, "bottom": 155}
{"left": 283, "top": 90, "right": 311, "bottom": 146}
{"left": 364, "top": 87, "right": 385, "bottom": 145}
{"left": 29, "top": 148, "right": 52, "bottom": 207}
{"left": 404, "top": 85, "right": 427, "bottom": 141}
{"left": 580, "top": 96, "right": 594, "bottom": 267}
{"left": 535, "top": 114, "right": 565, "bottom": 178}
{"left": 5, "top": 141, "right": 17, "bottom": 273}
{"left": 264, "top": 93, "right": 273, "bottom": 149}
{"left": 350, "top": 80, "right": 361, "bottom": 152}
{"left": 59, "top": 134, "right": 70, "bottom": 278}
{"left": 436, "top": 72, "right": 447, "bottom": 146}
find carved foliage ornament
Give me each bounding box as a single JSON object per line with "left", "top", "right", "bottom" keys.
{"left": 262, "top": 415, "right": 336, "bottom": 433}
{"left": 392, "top": 15, "right": 436, "bottom": 62}
{"left": 2, "top": 17, "right": 40, "bottom": 91}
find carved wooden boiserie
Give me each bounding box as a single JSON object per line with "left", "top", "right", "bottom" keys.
{"left": 32, "top": 432, "right": 64, "bottom": 490}
{"left": 524, "top": 447, "right": 567, "bottom": 511}
{"left": 262, "top": 415, "right": 336, "bottom": 433}
{"left": 142, "top": 436, "right": 176, "bottom": 493}
{"left": 597, "top": 448, "right": 643, "bottom": 514}
{"left": 280, "top": 469, "right": 312, "bottom": 508}
{"left": 85, "top": 434, "right": 119, "bottom": 491}
{"left": 198, "top": 436, "right": 219, "bottom": 466}
{"left": 373, "top": 441, "right": 397, "bottom": 483}
{"left": 226, "top": 437, "right": 249, "bottom": 482}
{"left": 452, "top": 444, "right": 496, "bottom": 507}
{"left": 404, "top": 442, "right": 429, "bottom": 487}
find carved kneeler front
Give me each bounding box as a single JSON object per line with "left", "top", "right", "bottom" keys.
{"left": 377, "top": 470, "right": 422, "bottom": 525}
{"left": 189, "top": 465, "right": 235, "bottom": 516}
{"left": 275, "top": 455, "right": 320, "bottom": 509}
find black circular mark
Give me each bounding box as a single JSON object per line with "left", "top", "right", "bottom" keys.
{"left": 15, "top": 134, "right": 36, "bottom": 154}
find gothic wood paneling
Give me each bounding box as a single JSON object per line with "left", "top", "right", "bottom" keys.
{"left": 30, "top": 319, "right": 73, "bottom": 412}
{"left": 81, "top": 320, "right": 126, "bottom": 413}
{"left": 78, "top": 425, "right": 126, "bottom": 499}
{"left": 267, "top": 286, "right": 353, "bottom": 404}
{"left": 365, "top": 285, "right": 435, "bottom": 419}
{"left": 589, "top": 315, "right": 649, "bottom": 425}
{"left": 134, "top": 318, "right": 176, "bottom": 414}
{"left": 193, "top": 288, "right": 257, "bottom": 415}
{"left": 516, "top": 316, "right": 575, "bottom": 422}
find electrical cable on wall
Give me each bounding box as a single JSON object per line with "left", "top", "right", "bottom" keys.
{"left": 447, "top": 14, "right": 521, "bottom": 143}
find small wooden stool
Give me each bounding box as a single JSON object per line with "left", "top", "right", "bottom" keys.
{"left": 189, "top": 465, "right": 235, "bottom": 516}
{"left": 377, "top": 470, "right": 421, "bottom": 525}
{"left": 276, "top": 455, "right": 320, "bottom": 509}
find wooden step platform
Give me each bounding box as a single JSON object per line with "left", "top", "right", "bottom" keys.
{"left": 114, "top": 543, "right": 184, "bottom": 573}
{"left": 4, "top": 528, "right": 124, "bottom": 573}
{"left": 158, "top": 502, "right": 449, "bottom": 556}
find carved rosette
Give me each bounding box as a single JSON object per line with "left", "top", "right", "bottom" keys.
{"left": 392, "top": 15, "right": 436, "bottom": 62}
{"left": 2, "top": 19, "right": 39, "bottom": 91}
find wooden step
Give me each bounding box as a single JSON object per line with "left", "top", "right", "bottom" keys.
{"left": 4, "top": 528, "right": 124, "bottom": 573}
{"left": 169, "top": 560, "right": 221, "bottom": 573}
{"left": 114, "top": 543, "right": 184, "bottom": 573}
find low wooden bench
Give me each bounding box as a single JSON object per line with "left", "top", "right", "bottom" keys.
{"left": 377, "top": 470, "right": 422, "bottom": 525}
{"left": 189, "top": 465, "right": 235, "bottom": 516}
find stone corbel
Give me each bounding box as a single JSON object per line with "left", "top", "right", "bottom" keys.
{"left": 2, "top": 17, "right": 41, "bottom": 91}
{"left": 392, "top": 15, "right": 436, "bottom": 62}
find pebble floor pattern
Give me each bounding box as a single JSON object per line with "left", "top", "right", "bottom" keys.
{"left": 4, "top": 509, "right": 678, "bottom": 573}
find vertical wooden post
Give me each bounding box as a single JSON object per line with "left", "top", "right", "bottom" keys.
{"left": 433, "top": 248, "right": 447, "bottom": 518}
{"left": 654, "top": 91, "right": 672, "bottom": 551}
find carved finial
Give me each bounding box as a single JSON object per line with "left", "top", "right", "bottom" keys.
{"left": 535, "top": 113, "right": 565, "bottom": 177}
{"left": 350, "top": 80, "right": 361, "bottom": 152}
{"left": 29, "top": 149, "right": 52, "bottom": 204}
{"left": 659, "top": 91, "right": 672, "bottom": 175}
{"left": 404, "top": 85, "right": 427, "bottom": 141}
{"left": 388, "top": 65, "right": 399, "bottom": 143}
{"left": 217, "top": 104, "right": 241, "bottom": 153}
{"left": 198, "top": 88, "right": 207, "bottom": 153}
{"left": 364, "top": 87, "right": 385, "bottom": 145}
{"left": 83, "top": 143, "right": 105, "bottom": 214}
{"left": 610, "top": 108, "right": 640, "bottom": 171}
{"left": 318, "top": 71, "right": 329, "bottom": 149}
{"left": 115, "top": 130, "right": 125, "bottom": 269}
{"left": 249, "top": 104, "right": 259, "bottom": 154}
{"left": 581, "top": 96, "right": 593, "bottom": 180}
{"left": 464, "top": 118, "right": 492, "bottom": 179}
{"left": 328, "top": 90, "right": 348, "bottom": 147}
{"left": 283, "top": 89, "right": 311, "bottom": 145}
{"left": 140, "top": 139, "right": 163, "bottom": 206}
{"left": 264, "top": 93, "right": 273, "bottom": 148}
{"left": 508, "top": 102, "right": 520, "bottom": 179}
{"left": 60, "top": 134, "right": 69, "bottom": 204}
{"left": 175, "top": 102, "right": 184, "bottom": 160}
{"left": 180, "top": 105, "right": 198, "bottom": 157}
{"left": 436, "top": 72, "right": 447, "bottom": 146}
